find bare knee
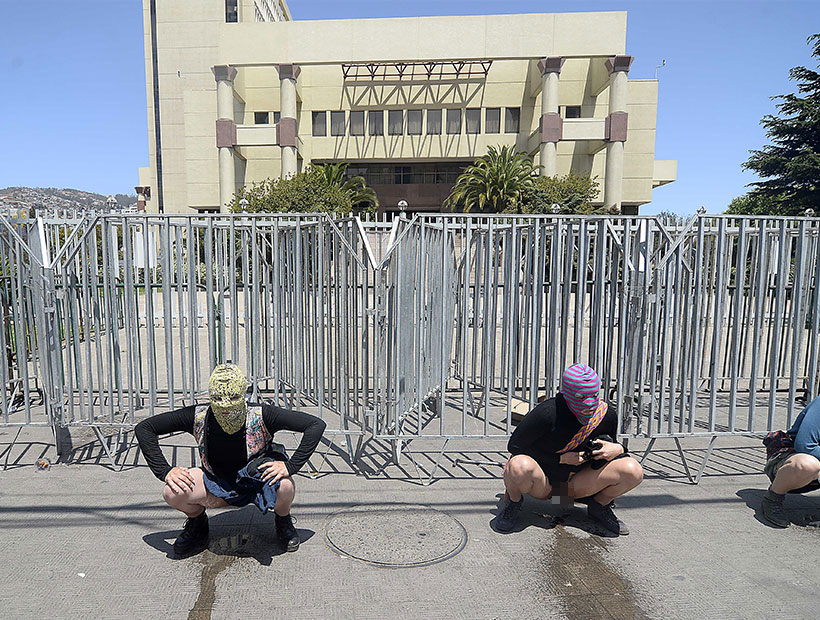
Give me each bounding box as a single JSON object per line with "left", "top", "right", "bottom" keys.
{"left": 617, "top": 458, "right": 644, "bottom": 486}
{"left": 791, "top": 454, "right": 820, "bottom": 477}
{"left": 162, "top": 483, "right": 203, "bottom": 507}
{"left": 508, "top": 456, "right": 539, "bottom": 482}
{"left": 278, "top": 477, "right": 295, "bottom": 499}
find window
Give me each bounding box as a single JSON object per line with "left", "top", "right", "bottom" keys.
{"left": 485, "top": 108, "right": 501, "bottom": 134}
{"left": 312, "top": 111, "right": 327, "bottom": 137}
{"left": 350, "top": 111, "right": 365, "bottom": 136}
{"left": 394, "top": 166, "right": 411, "bottom": 184}
{"left": 427, "top": 109, "right": 442, "bottom": 135}
{"left": 564, "top": 105, "right": 582, "bottom": 119}
{"left": 254, "top": 112, "right": 269, "bottom": 125}
{"left": 407, "top": 110, "right": 423, "bottom": 135}
{"left": 466, "top": 108, "right": 481, "bottom": 134}
{"left": 273, "top": 112, "right": 281, "bottom": 124}
{"left": 368, "top": 110, "right": 384, "bottom": 136}
{"left": 388, "top": 110, "right": 404, "bottom": 136}
{"left": 330, "top": 111, "right": 345, "bottom": 136}
{"left": 446, "top": 109, "right": 462, "bottom": 135}
{"left": 225, "top": 0, "right": 238, "bottom": 23}
{"left": 505, "top": 107, "right": 520, "bottom": 134}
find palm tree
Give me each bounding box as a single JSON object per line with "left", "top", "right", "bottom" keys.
{"left": 315, "top": 162, "right": 379, "bottom": 209}
{"left": 445, "top": 145, "right": 538, "bottom": 212}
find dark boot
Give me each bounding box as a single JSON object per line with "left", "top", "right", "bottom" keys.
{"left": 588, "top": 499, "right": 629, "bottom": 535}
{"left": 495, "top": 496, "right": 524, "bottom": 532}
{"left": 275, "top": 513, "right": 300, "bottom": 552}
{"left": 761, "top": 490, "right": 790, "bottom": 528}
{"left": 173, "top": 510, "right": 209, "bottom": 557}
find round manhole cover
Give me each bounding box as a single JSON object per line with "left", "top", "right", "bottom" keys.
{"left": 324, "top": 503, "right": 467, "bottom": 567}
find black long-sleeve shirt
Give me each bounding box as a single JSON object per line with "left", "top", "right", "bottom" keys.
{"left": 135, "top": 403, "right": 326, "bottom": 482}
{"left": 507, "top": 394, "right": 623, "bottom": 485}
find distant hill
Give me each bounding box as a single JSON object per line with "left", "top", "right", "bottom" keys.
{"left": 0, "top": 187, "right": 137, "bottom": 211}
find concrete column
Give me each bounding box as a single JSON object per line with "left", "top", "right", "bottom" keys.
{"left": 212, "top": 65, "right": 238, "bottom": 212}
{"left": 277, "top": 64, "right": 300, "bottom": 179}
{"left": 603, "top": 56, "right": 633, "bottom": 211}
{"left": 538, "top": 57, "right": 564, "bottom": 177}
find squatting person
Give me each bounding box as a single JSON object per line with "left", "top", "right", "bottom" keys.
{"left": 495, "top": 364, "right": 643, "bottom": 535}
{"left": 135, "top": 363, "right": 326, "bottom": 556}
{"left": 761, "top": 394, "right": 820, "bottom": 527}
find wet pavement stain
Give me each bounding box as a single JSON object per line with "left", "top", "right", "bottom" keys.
{"left": 187, "top": 537, "right": 250, "bottom": 620}
{"left": 543, "top": 525, "right": 648, "bottom": 619}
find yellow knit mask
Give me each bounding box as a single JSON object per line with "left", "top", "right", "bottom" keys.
{"left": 208, "top": 363, "right": 248, "bottom": 434}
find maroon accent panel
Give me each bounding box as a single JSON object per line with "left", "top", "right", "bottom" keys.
{"left": 605, "top": 55, "right": 634, "bottom": 74}
{"left": 134, "top": 186, "right": 151, "bottom": 200}
{"left": 277, "top": 64, "right": 301, "bottom": 80}
{"left": 540, "top": 113, "right": 563, "bottom": 143}
{"left": 212, "top": 65, "right": 238, "bottom": 82}
{"left": 277, "top": 117, "right": 298, "bottom": 147}
{"left": 538, "top": 56, "right": 565, "bottom": 75}
{"left": 216, "top": 119, "right": 237, "bottom": 148}
{"left": 604, "top": 112, "right": 629, "bottom": 142}
{"left": 136, "top": 200, "right": 146, "bottom": 211}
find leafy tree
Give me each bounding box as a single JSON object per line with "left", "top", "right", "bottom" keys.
{"left": 445, "top": 145, "right": 537, "bottom": 212}
{"left": 513, "top": 171, "right": 604, "bottom": 214}
{"left": 229, "top": 167, "right": 352, "bottom": 215}
{"left": 738, "top": 33, "right": 820, "bottom": 215}
{"left": 314, "top": 162, "right": 379, "bottom": 210}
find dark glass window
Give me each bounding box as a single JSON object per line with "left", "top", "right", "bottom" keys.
{"left": 466, "top": 108, "right": 481, "bottom": 134}
{"left": 427, "top": 109, "right": 442, "bottom": 135}
{"left": 225, "top": 0, "right": 238, "bottom": 23}
{"left": 564, "top": 105, "right": 582, "bottom": 119}
{"left": 407, "top": 110, "right": 423, "bottom": 135}
{"left": 394, "top": 166, "right": 412, "bottom": 184}
{"left": 330, "top": 111, "right": 345, "bottom": 136}
{"left": 446, "top": 109, "right": 462, "bottom": 135}
{"left": 273, "top": 111, "right": 281, "bottom": 124}
{"left": 485, "top": 108, "right": 501, "bottom": 134}
{"left": 254, "top": 112, "right": 269, "bottom": 125}
{"left": 388, "top": 110, "right": 404, "bottom": 135}
{"left": 368, "top": 110, "right": 384, "bottom": 136}
{"left": 505, "top": 107, "right": 520, "bottom": 134}
{"left": 350, "top": 111, "right": 365, "bottom": 136}
{"left": 312, "top": 111, "right": 327, "bottom": 137}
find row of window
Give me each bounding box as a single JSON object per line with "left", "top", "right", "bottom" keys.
{"left": 311, "top": 108, "right": 521, "bottom": 138}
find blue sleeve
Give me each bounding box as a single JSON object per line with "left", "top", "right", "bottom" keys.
{"left": 792, "top": 396, "right": 820, "bottom": 460}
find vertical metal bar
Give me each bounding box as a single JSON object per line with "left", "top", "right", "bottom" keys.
{"left": 727, "top": 221, "right": 747, "bottom": 432}
{"left": 747, "top": 220, "right": 769, "bottom": 431}
{"left": 768, "top": 223, "right": 788, "bottom": 429}
{"left": 707, "top": 218, "right": 729, "bottom": 433}
{"left": 787, "top": 220, "right": 808, "bottom": 422}
{"left": 205, "top": 219, "right": 216, "bottom": 367}
{"left": 143, "top": 217, "right": 157, "bottom": 417}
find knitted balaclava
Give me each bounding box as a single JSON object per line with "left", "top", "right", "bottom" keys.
{"left": 208, "top": 363, "right": 248, "bottom": 434}
{"left": 560, "top": 364, "right": 602, "bottom": 424}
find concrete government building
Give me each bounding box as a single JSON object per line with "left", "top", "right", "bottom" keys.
{"left": 136, "top": 0, "right": 676, "bottom": 215}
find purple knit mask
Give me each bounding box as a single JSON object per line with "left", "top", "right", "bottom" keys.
{"left": 560, "top": 364, "right": 602, "bottom": 423}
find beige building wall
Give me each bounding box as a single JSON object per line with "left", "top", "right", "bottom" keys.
{"left": 139, "top": 4, "right": 674, "bottom": 213}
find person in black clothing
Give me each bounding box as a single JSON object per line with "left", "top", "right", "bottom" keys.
{"left": 495, "top": 364, "right": 643, "bottom": 535}
{"left": 135, "top": 363, "right": 326, "bottom": 557}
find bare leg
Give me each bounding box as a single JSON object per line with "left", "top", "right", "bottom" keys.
{"left": 274, "top": 477, "right": 295, "bottom": 516}
{"left": 567, "top": 457, "right": 644, "bottom": 505}
{"left": 771, "top": 454, "right": 820, "bottom": 494}
{"left": 503, "top": 454, "right": 553, "bottom": 501}
{"left": 162, "top": 467, "right": 228, "bottom": 518}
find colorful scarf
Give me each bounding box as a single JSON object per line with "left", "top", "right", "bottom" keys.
{"left": 558, "top": 401, "right": 608, "bottom": 454}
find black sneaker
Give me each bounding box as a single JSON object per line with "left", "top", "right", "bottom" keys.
{"left": 761, "top": 493, "right": 790, "bottom": 528}
{"left": 173, "top": 511, "right": 209, "bottom": 557}
{"left": 588, "top": 499, "right": 629, "bottom": 535}
{"left": 275, "top": 513, "right": 300, "bottom": 552}
{"left": 495, "top": 497, "right": 524, "bottom": 532}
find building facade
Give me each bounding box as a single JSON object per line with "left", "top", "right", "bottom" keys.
{"left": 138, "top": 1, "right": 676, "bottom": 214}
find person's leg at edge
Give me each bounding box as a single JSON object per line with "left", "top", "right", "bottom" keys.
{"left": 274, "top": 478, "right": 300, "bottom": 552}
{"left": 567, "top": 457, "right": 644, "bottom": 535}
{"left": 763, "top": 454, "right": 820, "bottom": 528}
{"left": 162, "top": 468, "right": 228, "bottom": 556}
{"left": 496, "top": 455, "right": 553, "bottom": 532}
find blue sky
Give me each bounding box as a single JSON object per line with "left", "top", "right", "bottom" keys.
{"left": 1, "top": 0, "right": 818, "bottom": 214}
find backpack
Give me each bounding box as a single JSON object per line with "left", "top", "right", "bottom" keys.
{"left": 762, "top": 430, "right": 795, "bottom": 460}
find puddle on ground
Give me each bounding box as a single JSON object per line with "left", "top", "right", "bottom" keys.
{"left": 541, "top": 526, "right": 647, "bottom": 619}
{"left": 187, "top": 535, "right": 253, "bottom": 620}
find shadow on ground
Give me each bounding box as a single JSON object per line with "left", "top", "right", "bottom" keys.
{"left": 736, "top": 488, "right": 820, "bottom": 528}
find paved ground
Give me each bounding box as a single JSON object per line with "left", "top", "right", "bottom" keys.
{"left": 2, "top": 426, "right": 820, "bottom": 620}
